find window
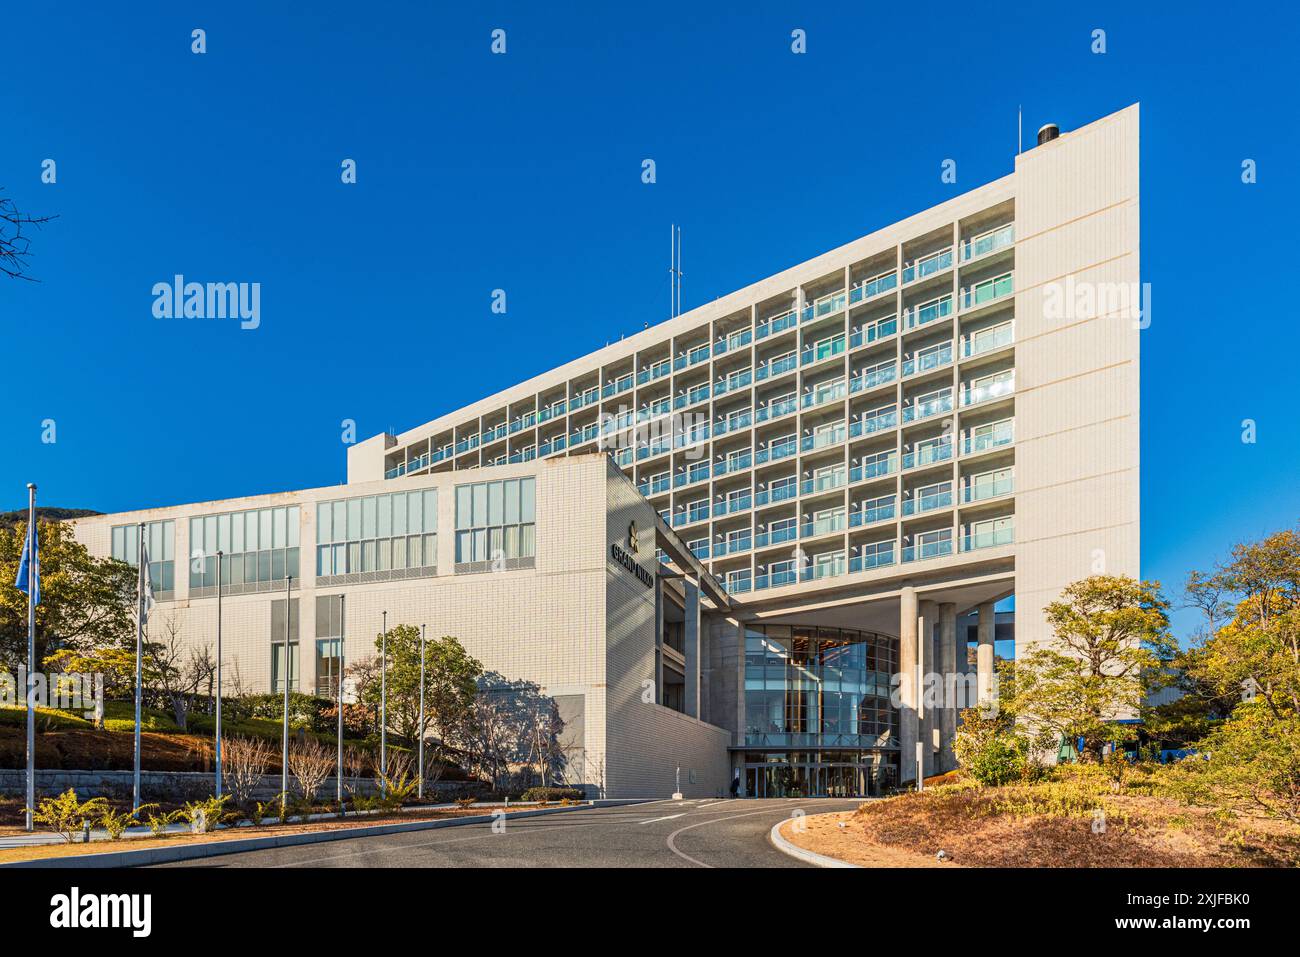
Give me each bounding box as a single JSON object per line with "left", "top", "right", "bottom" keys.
{"left": 454, "top": 477, "right": 536, "bottom": 569}
{"left": 270, "top": 597, "right": 299, "bottom": 693}
{"left": 111, "top": 520, "right": 176, "bottom": 598}
{"left": 189, "top": 506, "right": 299, "bottom": 594}
{"left": 317, "top": 488, "right": 437, "bottom": 582}
{"left": 314, "top": 595, "right": 345, "bottom": 695}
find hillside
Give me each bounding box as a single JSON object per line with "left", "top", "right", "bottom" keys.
{"left": 0, "top": 507, "right": 101, "bottom": 529}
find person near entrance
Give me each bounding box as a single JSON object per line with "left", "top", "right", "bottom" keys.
{"left": 730, "top": 771, "right": 740, "bottom": 798}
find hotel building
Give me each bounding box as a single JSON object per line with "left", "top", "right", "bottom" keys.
{"left": 71, "top": 104, "right": 1140, "bottom": 798}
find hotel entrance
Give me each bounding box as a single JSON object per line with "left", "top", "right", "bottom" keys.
{"left": 742, "top": 752, "right": 898, "bottom": 798}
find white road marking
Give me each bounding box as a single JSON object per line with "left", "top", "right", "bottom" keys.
{"left": 638, "top": 813, "right": 687, "bottom": 824}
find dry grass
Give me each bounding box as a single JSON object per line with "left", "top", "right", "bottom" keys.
{"left": 0, "top": 804, "right": 530, "bottom": 865}
{"left": 783, "top": 774, "right": 1300, "bottom": 868}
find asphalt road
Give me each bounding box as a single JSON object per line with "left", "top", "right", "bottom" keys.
{"left": 154, "top": 798, "right": 860, "bottom": 868}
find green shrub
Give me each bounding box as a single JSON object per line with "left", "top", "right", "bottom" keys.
{"left": 520, "top": 787, "right": 586, "bottom": 803}
{"left": 100, "top": 804, "right": 155, "bottom": 841}
{"left": 30, "top": 789, "right": 108, "bottom": 842}
{"left": 0, "top": 705, "right": 92, "bottom": 731}
{"left": 953, "top": 708, "right": 1034, "bottom": 787}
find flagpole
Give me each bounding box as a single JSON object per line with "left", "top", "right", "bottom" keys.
{"left": 336, "top": 594, "right": 345, "bottom": 806}
{"left": 380, "top": 609, "right": 387, "bottom": 793}
{"left": 23, "top": 483, "right": 36, "bottom": 832}
{"left": 214, "top": 550, "right": 223, "bottom": 799}
{"left": 133, "top": 522, "right": 144, "bottom": 815}
{"left": 281, "top": 574, "right": 291, "bottom": 818}
{"left": 418, "top": 623, "right": 426, "bottom": 801}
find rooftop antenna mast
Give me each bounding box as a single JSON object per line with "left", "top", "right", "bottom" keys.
{"left": 669, "top": 224, "right": 683, "bottom": 318}
{"left": 1017, "top": 105, "right": 1022, "bottom": 154}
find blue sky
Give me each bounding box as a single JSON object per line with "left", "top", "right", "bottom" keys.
{"left": 2, "top": 2, "right": 1297, "bottom": 640}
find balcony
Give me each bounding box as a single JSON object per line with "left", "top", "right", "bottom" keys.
{"left": 755, "top": 352, "right": 798, "bottom": 382}
{"left": 902, "top": 392, "right": 953, "bottom": 422}
{"left": 801, "top": 471, "right": 847, "bottom": 495}
{"left": 801, "top": 335, "right": 846, "bottom": 366}
{"left": 901, "top": 488, "right": 953, "bottom": 515}
{"left": 905, "top": 294, "right": 953, "bottom": 329}
{"left": 850, "top": 362, "right": 897, "bottom": 393}
{"left": 963, "top": 525, "right": 1014, "bottom": 551}
{"left": 756, "top": 309, "right": 798, "bottom": 340}
{"left": 719, "top": 493, "right": 753, "bottom": 516}
{"left": 674, "top": 383, "right": 712, "bottom": 410}
{"left": 963, "top": 322, "right": 1014, "bottom": 358}
{"left": 849, "top": 500, "right": 895, "bottom": 526}
{"left": 801, "top": 379, "right": 848, "bottom": 409}
{"left": 902, "top": 247, "right": 953, "bottom": 285}
{"left": 673, "top": 344, "right": 712, "bottom": 372}
{"left": 901, "top": 342, "right": 953, "bottom": 377}
{"left": 754, "top": 483, "right": 798, "bottom": 507}
{"left": 713, "top": 369, "right": 753, "bottom": 398}
{"left": 961, "top": 272, "right": 1014, "bottom": 310}
{"left": 714, "top": 410, "right": 753, "bottom": 436}
{"left": 569, "top": 388, "right": 599, "bottom": 413}
{"left": 964, "top": 420, "right": 1015, "bottom": 454}
{"left": 902, "top": 537, "right": 954, "bottom": 562}
{"left": 719, "top": 534, "right": 752, "bottom": 556}
{"left": 850, "top": 548, "right": 896, "bottom": 573}
{"left": 714, "top": 451, "right": 753, "bottom": 476}
{"left": 636, "top": 361, "right": 672, "bottom": 386}
{"left": 964, "top": 475, "right": 1014, "bottom": 502}
{"left": 802, "top": 289, "right": 848, "bottom": 323}
{"left": 901, "top": 441, "right": 953, "bottom": 470}
{"left": 754, "top": 437, "right": 798, "bottom": 464}
{"left": 849, "top": 316, "right": 898, "bottom": 349}
{"left": 802, "top": 513, "right": 847, "bottom": 537}
{"left": 754, "top": 525, "right": 799, "bottom": 549}
{"left": 849, "top": 454, "right": 897, "bottom": 483}
{"left": 714, "top": 328, "right": 753, "bottom": 357}
{"left": 801, "top": 426, "right": 847, "bottom": 453}
{"left": 962, "top": 374, "right": 1015, "bottom": 406}
{"left": 757, "top": 395, "right": 799, "bottom": 423}
{"left": 638, "top": 474, "right": 673, "bottom": 496}
{"left": 850, "top": 409, "right": 898, "bottom": 439}
{"left": 961, "top": 224, "right": 1014, "bottom": 262}
{"left": 849, "top": 269, "right": 898, "bottom": 304}
{"left": 673, "top": 462, "right": 710, "bottom": 488}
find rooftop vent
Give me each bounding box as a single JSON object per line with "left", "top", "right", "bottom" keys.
{"left": 1037, "top": 123, "right": 1060, "bottom": 146}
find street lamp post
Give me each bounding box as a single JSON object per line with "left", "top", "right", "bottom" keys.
{"left": 380, "top": 610, "right": 387, "bottom": 794}
{"left": 215, "top": 551, "right": 223, "bottom": 798}
{"left": 418, "top": 623, "right": 426, "bottom": 801}
{"left": 281, "top": 575, "right": 292, "bottom": 817}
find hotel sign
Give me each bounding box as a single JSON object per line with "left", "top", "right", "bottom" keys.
{"left": 611, "top": 521, "right": 653, "bottom": 588}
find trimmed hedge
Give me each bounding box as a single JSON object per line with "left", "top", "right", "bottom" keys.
{"left": 520, "top": 786, "right": 586, "bottom": 802}
{"left": 0, "top": 706, "right": 92, "bottom": 731}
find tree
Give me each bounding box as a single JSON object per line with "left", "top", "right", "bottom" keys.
{"left": 0, "top": 519, "right": 136, "bottom": 671}
{"left": 1176, "top": 526, "right": 1300, "bottom": 821}
{"left": 353, "top": 626, "right": 482, "bottom": 748}
{"left": 43, "top": 646, "right": 137, "bottom": 700}
{"left": 287, "top": 738, "right": 333, "bottom": 804}
{"left": 1011, "top": 575, "right": 1173, "bottom": 764}
{"left": 453, "top": 672, "right": 569, "bottom": 792}
{"left": 143, "top": 610, "right": 213, "bottom": 730}
{"left": 0, "top": 188, "right": 56, "bottom": 281}
{"left": 953, "top": 661, "right": 1034, "bottom": 785}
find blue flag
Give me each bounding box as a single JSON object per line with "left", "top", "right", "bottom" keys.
{"left": 15, "top": 520, "right": 40, "bottom": 606}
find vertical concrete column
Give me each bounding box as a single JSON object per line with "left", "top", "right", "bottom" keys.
{"left": 898, "top": 586, "right": 919, "bottom": 785}
{"left": 977, "top": 601, "right": 996, "bottom": 705}
{"left": 918, "top": 599, "right": 938, "bottom": 780}
{"left": 938, "top": 603, "right": 957, "bottom": 772}
{"left": 653, "top": 575, "right": 665, "bottom": 706}
{"left": 683, "top": 577, "right": 701, "bottom": 719}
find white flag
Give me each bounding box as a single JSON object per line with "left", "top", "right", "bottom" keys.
{"left": 140, "top": 543, "right": 156, "bottom": 624}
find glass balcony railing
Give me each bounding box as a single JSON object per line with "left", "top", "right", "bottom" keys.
{"left": 849, "top": 410, "right": 898, "bottom": 438}
{"left": 801, "top": 427, "right": 847, "bottom": 452}
{"left": 674, "top": 384, "right": 712, "bottom": 410}
{"left": 902, "top": 248, "right": 953, "bottom": 284}
{"left": 721, "top": 494, "right": 753, "bottom": 515}
{"left": 801, "top": 471, "right": 846, "bottom": 495}
{"left": 962, "top": 376, "right": 1015, "bottom": 406}
{"left": 802, "top": 289, "right": 848, "bottom": 322}
{"left": 714, "top": 452, "right": 753, "bottom": 476}
{"left": 801, "top": 380, "right": 847, "bottom": 409}
{"left": 569, "top": 389, "right": 599, "bottom": 413}
{"left": 901, "top": 343, "right": 953, "bottom": 377}
{"left": 962, "top": 272, "right": 1014, "bottom": 309}
{"left": 902, "top": 537, "right": 954, "bottom": 563}
{"left": 849, "top": 270, "right": 898, "bottom": 304}
{"left": 714, "top": 329, "right": 753, "bottom": 356}
{"left": 801, "top": 514, "right": 847, "bottom": 538}
{"left": 963, "top": 526, "right": 1014, "bottom": 551}
{"left": 963, "top": 323, "right": 1014, "bottom": 357}
{"left": 850, "top": 363, "right": 896, "bottom": 393}
{"left": 964, "top": 421, "right": 1015, "bottom": 454}
{"left": 638, "top": 474, "right": 673, "bottom": 496}
{"left": 757, "top": 396, "right": 799, "bottom": 422}
{"left": 715, "top": 411, "right": 753, "bottom": 436}
{"left": 849, "top": 316, "right": 898, "bottom": 350}
{"left": 901, "top": 442, "right": 953, "bottom": 470}
{"left": 961, "top": 224, "right": 1014, "bottom": 261}
{"left": 756, "top": 309, "right": 798, "bottom": 340}
{"left": 964, "top": 476, "right": 1014, "bottom": 502}
{"left": 905, "top": 294, "right": 953, "bottom": 329}
{"left": 755, "top": 438, "right": 798, "bottom": 464}
{"left": 636, "top": 362, "right": 671, "bottom": 386}
{"left": 849, "top": 455, "right": 897, "bottom": 483}
{"left": 901, "top": 392, "right": 953, "bottom": 422}
{"left": 720, "top": 535, "right": 753, "bottom": 556}
{"left": 713, "top": 370, "right": 753, "bottom": 397}
{"left": 754, "top": 525, "right": 799, "bottom": 549}
{"left": 849, "top": 501, "right": 896, "bottom": 526}
{"left": 754, "top": 483, "right": 798, "bottom": 507}
{"left": 850, "top": 548, "right": 896, "bottom": 573}
{"left": 901, "top": 489, "right": 953, "bottom": 515}
{"left": 801, "top": 336, "right": 846, "bottom": 366}
{"left": 753, "top": 567, "right": 799, "bottom": 590}
{"left": 755, "top": 353, "right": 798, "bottom": 381}
{"left": 673, "top": 463, "right": 710, "bottom": 488}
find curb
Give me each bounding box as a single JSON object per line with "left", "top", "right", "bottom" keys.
{"left": 768, "top": 818, "right": 860, "bottom": 869}
{"left": 3, "top": 800, "right": 650, "bottom": 869}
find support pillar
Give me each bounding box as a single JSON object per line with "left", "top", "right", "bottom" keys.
{"left": 939, "top": 603, "right": 957, "bottom": 772}
{"left": 898, "top": 586, "right": 919, "bottom": 786}
{"left": 683, "top": 577, "right": 701, "bottom": 719}
{"left": 977, "top": 601, "right": 996, "bottom": 706}
{"left": 918, "top": 599, "right": 938, "bottom": 780}
{"left": 653, "top": 575, "right": 665, "bottom": 706}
